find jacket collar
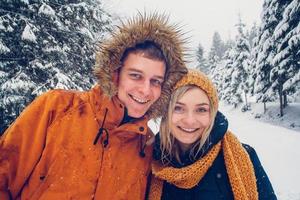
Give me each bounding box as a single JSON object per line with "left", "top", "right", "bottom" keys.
{"left": 88, "top": 85, "right": 149, "bottom": 137}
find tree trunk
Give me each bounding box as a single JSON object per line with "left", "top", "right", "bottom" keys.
{"left": 244, "top": 91, "right": 248, "bottom": 111}
{"left": 279, "top": 85, "right": 283, "bottom": 117}
{"left": 263, "top": 101, "right": 267, "bottom": 114}
{"left": 283, "top": 92, "right": 287, "bottom": 108}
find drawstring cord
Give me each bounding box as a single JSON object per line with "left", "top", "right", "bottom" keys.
{"left": 93, "top": 107, "right": 146, "bottom": 157}
{"left": 139, "top": 134, "right": 146, "bottom": 158}
{"left": 93, "top": 108, "right": 109, "bottom": 147}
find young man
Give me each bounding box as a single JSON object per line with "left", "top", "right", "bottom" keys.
{"left": 0, "top": 14, "right": 187, "bottom": 199}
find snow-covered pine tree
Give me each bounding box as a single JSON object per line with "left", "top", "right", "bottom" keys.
{"left": 0, "top": 0, "right": 111, "bottom": 134}
{"left": 207, "top": 32, "right": 225, "bottom": 79}
{"left": 220, "top": 48, "right": 235, "bottom": 104}
{"left": 270, "top": 0, "right": 299, "bottom": 116}
{"left": 207, "top": 54, "right": 220, "bottom": 82}
{"left": 248, "top": 33, "right": 263, "bottom": 110}
{"left": 229, "top": 16, "right": 251, "bottom": 108}
{"left": 247, "top": 22, "right": 258, "bottom": 48}
{"left": 224, "top": 37, "right": 235, "bottom": 52}
{"left": 195, "top": 43, "right": 209, "bottom": 74}
{"left": 209, "top": 31, "right": 226, "bottom": 61}
{"left": 253, "top": 0, "right": 290, "bottom": 110}
{"left": 212, "top": 60, "right": 226, "bottom": 99}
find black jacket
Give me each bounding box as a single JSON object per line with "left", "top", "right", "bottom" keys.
{"left": 152, "top": 112, "right": 277, "bottom": 200}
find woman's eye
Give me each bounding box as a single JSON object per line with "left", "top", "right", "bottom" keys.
{"left": 196, "top": 107, "right": 209, "bottom": 113}
{"left": 174, "top": 106, "right": 183, "bottom": 113}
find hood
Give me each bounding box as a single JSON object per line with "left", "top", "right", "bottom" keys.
{"left": 94, "top": 13, "right": 188, "bottom": 118}
{"left": 174, "top": 69, "right": 219, "bottom": 113}
{"left": 153, "top": 111, "right": 228, "bottom": 167}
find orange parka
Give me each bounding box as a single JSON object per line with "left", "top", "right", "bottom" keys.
{"left": 0, "top": 13, "right": 187, "bottom": 200}
{"left": 0, "top": 86, "right": 153, "bottom": 199}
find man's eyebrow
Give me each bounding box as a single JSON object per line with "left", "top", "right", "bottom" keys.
{"left": 126, "top": 68, "right": 164, "bottom": 80}
{"left": 126, "top": 68, "right": 142, "bottom": 73}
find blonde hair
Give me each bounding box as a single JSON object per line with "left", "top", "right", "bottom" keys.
{"left": 159, "top": 84, "right": 217, "bottom": 165}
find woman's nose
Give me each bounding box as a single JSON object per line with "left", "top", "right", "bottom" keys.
{"left": 182, "top": 112, "right": 197, "bottom": 125}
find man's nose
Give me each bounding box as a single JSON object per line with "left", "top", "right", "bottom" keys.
{"left": 139, "top": 80, "right": 151, "bottom": 96}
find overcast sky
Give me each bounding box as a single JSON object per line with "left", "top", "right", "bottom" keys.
{"left": 103, "top": 0, "right": 263, "bottom": 61}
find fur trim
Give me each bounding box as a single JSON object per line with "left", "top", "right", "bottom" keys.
{"left": 94, "top": 12, "right": 188, "bottom": 118}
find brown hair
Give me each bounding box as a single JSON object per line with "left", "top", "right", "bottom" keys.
{"left": 120, "top": 40, "right": 167, "bottom": 65}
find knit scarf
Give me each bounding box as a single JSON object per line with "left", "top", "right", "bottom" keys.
{"left": 148, "top": 131, "right": 258, "bottom": 200}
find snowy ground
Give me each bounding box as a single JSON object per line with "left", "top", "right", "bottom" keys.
{"left": 220, "top": 104, "right": 300, "bottom": 200}
{"left": 148, "top": 102, "right": 300, "bottom": 200}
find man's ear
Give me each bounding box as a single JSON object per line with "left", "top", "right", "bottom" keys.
{"left": 112, "top": 69, "right": 119, "bottom": 87}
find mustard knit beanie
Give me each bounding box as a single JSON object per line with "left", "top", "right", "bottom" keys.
{"left": 174, "top": 69, "right": 219, "bottom": 111}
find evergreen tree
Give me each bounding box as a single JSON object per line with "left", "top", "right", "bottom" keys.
{"left": 224, "top": 37, "right": 235, "bottom": 52}
{"left": 253, "top": 0, "right": 290, "bottom": 107}
{"left": 209, "top": 31, "right": 225, "bottom": 60}
{"left": 270, "top": 0, "right": 299, "bottom": 115}
{"left": 207, "top": 54, "right": 220, "bottom": 80}
{"left": 229, "top": 16, "right": 251, "bottom": 108}
{"left": 195, "top": 43, "right": 209, "bottom": 74}
{"left": 0, "top": 0, "right": 111, "bottom": 134}
{"left": 247, "top": 22, "right": 258, "bottom": 48}
{"left": 211, "top": 60, "right": 226, "bottom": 98}
{"left": 220, "top": 48, "right": 235, "bottom": 104}
{"left": 207, "top": 32, "right": 224, "bottom": 76}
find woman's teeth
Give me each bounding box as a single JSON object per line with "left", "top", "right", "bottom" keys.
{"left": 179, "top": 127, "right": 198, "bottom": 133}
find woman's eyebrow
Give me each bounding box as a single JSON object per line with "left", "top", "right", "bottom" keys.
{"left": 196, "top": 103, "right": 210, "bottom": 106}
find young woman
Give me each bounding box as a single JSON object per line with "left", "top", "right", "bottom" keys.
{"left": 148, "top": 69, "right": 277, "bottom": 200}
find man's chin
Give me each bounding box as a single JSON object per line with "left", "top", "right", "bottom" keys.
{"left": 127, "top": 110, "right": 146, "bottom": 118}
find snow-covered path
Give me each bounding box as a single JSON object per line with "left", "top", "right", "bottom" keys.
{"left": 221, "top": 107, "right": 300, "bottom": 200}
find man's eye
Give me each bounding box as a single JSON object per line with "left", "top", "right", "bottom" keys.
{"left": 129, "top": 73, "right": 141, "bottom": 79}
{"left": 151, "top": 79, "right": 163, "bottom": 87}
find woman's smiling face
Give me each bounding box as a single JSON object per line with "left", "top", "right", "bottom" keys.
{"left": 171, "top": 87, "right": 211, "bottom": 151}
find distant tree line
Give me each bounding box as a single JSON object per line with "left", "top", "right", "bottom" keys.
{"left": 196, "top": 0, "right": 299, "bottom": 116}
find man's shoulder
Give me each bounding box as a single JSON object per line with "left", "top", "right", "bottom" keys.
{"left": 39, "top": 89, "right": 89, "bottom": 105}
{"left": 31, "top": 89, "right": 91, "bottom": 119}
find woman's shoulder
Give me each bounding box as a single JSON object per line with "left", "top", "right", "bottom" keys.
{"left": 242, "top": 143, "right": 256, "bottom": 154}
{"left": 241, "top": 143, "right": 260, "bottom": 163}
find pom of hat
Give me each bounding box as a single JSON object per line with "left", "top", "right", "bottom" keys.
{"left": 174, "top": 69, "right": 219, "bottom": 111}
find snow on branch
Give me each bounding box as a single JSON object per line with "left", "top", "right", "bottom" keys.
{"left": 21, "top": 24, "right": 37, "bottom": 43}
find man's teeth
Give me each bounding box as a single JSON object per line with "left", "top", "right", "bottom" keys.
{"left": 131, "top": 95, "right": 149, "bottom": 104}
{"left": 180, "top": 127, "right": 198, "bottom": 132}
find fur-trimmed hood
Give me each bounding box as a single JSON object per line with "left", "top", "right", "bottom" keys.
{"left": 94, "top": 13, "right": 188, "bottom": 118}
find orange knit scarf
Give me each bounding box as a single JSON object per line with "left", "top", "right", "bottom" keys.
{"left": 148, "top": 131, "right": 258, "bottom": 200}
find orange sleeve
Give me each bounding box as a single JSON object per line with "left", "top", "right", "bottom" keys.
{"left": 0, "top": 90, "right": 71, "bottom": 199}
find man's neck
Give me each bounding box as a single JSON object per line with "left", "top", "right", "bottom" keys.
{"left": 120, "top": 108, "right": 139, "bottom": 125}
